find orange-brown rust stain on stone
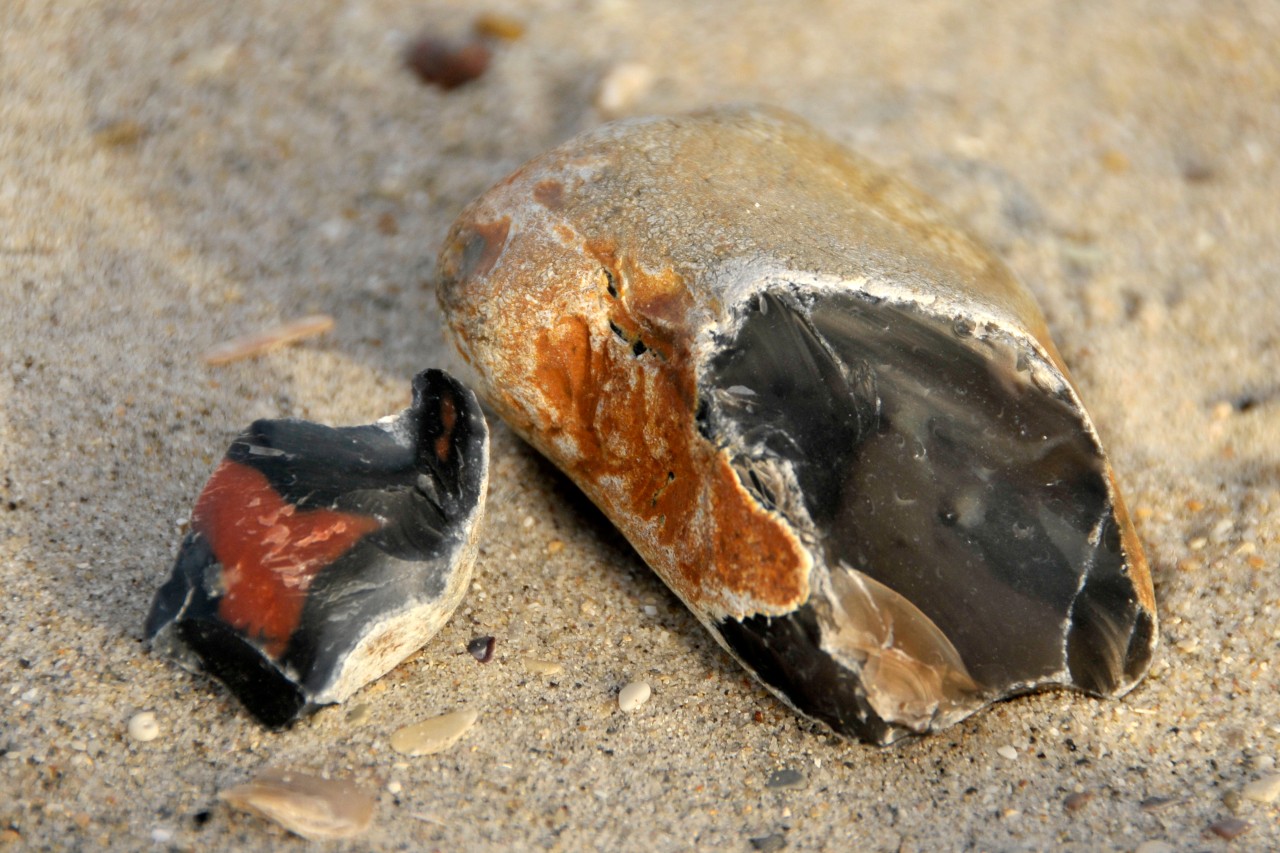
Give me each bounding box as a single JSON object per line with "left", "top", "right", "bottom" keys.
{"left": 585, "top": 239, "right": 620, "bottom": 276}
{"left": 1109, "top": 471, "right": 1155, "bottom": 614}
{"left": 455, "top": 216, "right": 511, "bottom": 281}
{"left": 197, "top": 461, "right": 382, "bottom": 658}
{"left": 533, "top": 179, "right": 564, "bottom": 210}
{"left": 434, "top": 392, "right": 457, "bottom": 462}
{"left": 703, "top": 456, "right": 810, "bottom": 608}
{"left": 625, "top": 262, "right": 695, "bottom": 355}
{"left": 527, "top": 267, "right": 808, "bottom": 614}
{"left": 586, "top": 239, "right": 695, "bottom": 362}
{"left": 533, "top": 315, "right": 604, "bottom": 460}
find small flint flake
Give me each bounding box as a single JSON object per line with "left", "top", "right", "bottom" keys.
{"left": 437, "top": 106, "right": 1158, "bottom": 744}
{"left": 145, "top": 369, "right": 489, "bottom": 728}
{"left": 467, "top": 635, "right": 496, "bottom": 663}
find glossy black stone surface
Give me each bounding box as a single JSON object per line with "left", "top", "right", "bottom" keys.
{"left": 704, "top": 289, "right": 1154, "bottom": 742}
{"left": 146, "top": 369, "right": 488, "bottom": 728}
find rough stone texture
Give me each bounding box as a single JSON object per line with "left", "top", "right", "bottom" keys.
{"left": 0, "top": 0, "right": 1277, "bottom": 849}
{"left": 437, "top": 107, "right": 1157, "bottom": 744}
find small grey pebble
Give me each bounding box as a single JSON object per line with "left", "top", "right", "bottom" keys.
{"left": 1208, "top": 817, "right": 1250, "bottom": 841}
{"left": 749, "top": 832, "right": 787, "bottom": 852}
{"left": 765, "top": 769, "right": 806, "bottom": 790}
{"left": 1139, "top": 795, "right": 1185, "bottom": 813}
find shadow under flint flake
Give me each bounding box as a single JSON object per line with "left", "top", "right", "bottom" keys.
{"left": 145, "top": 369, "right": 489, "bottom": 728}
{"left": 436, "top": 105, "right": 1157, "bottom": 744}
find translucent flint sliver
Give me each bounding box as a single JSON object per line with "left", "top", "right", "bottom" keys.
{"left": 145, "top": 369, "right": 489, "bottom": 728}
{"left": 436, "top": 105, "right": 1157, "bottom": 744}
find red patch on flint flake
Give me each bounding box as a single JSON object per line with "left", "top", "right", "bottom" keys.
{"left": 434, "top": 393, "right": 457, "bottom": 462}
{"left": 194, "top": 460, "right": 382, "bottom": 658}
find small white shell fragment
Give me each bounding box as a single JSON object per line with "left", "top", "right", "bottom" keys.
{"left": 1242, "top": 772, "right": 1280, "bottom": 803}
{"left": 127, "top": 711, "right": 160, "bottom": 742}
{"left": 595, "top": 62, "right": 654, "bottom": 117}
{"left": 218, "top": 767, "right": 375, "bottom": 841}
{"left": 523, "top": 657, "right": 564, "bottom": 676}
{"left": 996, "top": 745, "right": 1018, "bottom": 760}
{"left": 618, "top": 681, "right": 652, "bottom": 712}
{"left": 390, "top": 708, "right": 479, "bottom": 756}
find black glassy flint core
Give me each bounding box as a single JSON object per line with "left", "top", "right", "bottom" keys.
{"left": 145, "top": 369, "right": 488, "bottom": 728}
{"left": 716, "top": 607, "right": 895, "bottom": 743}
{"left": 705, "top": 290, "right": 1153, "bottom": 743}
{"left": 432, "top": 107, "right": 1157, "bottom": 744}
{"left": 178, "top": 617, "right": 312, "bottom": 728}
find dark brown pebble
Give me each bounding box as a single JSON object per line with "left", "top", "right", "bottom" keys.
{"left": 749, "top": 832, "right": 787, "bottom": 852}
{"left": 1063, "top": 791, "right": 1093, "bottom": 812}
{"left": 404, "top": 36, "right": 491, "bottom": 90}
{"left": 1208, "top": 817, "right": 1250, "bottom": 841}
{"left": 467, "top": 635, "right": 496, "bottom": 663}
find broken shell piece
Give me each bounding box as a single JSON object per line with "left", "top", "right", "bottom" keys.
{"left": 201, "top": 314, "right": 334, "bottom": 365}
{"left": 437, "top": 106, "right": 1157, "bottom": 744}
{"left": 219, "top": 767, "right": 375, "bottom": 841}
{"left": 390, "top": 708, "right": 479, "bottom": 756}
{"left": 145, "top": 369, "right": 489, "bottom": 728}
{"left": 523, "top": 657, "right": 563, "bottom": 676}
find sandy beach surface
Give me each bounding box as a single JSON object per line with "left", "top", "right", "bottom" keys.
{"left": 2, "top": 1, "right": 1278, "bottom": 849}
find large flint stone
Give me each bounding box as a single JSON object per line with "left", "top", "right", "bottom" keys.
{"left": 436, "top": 106, "right": 1157, "bottom": 744}
{"left": 146, "top": 369, "right": 488, "bottom": 727}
